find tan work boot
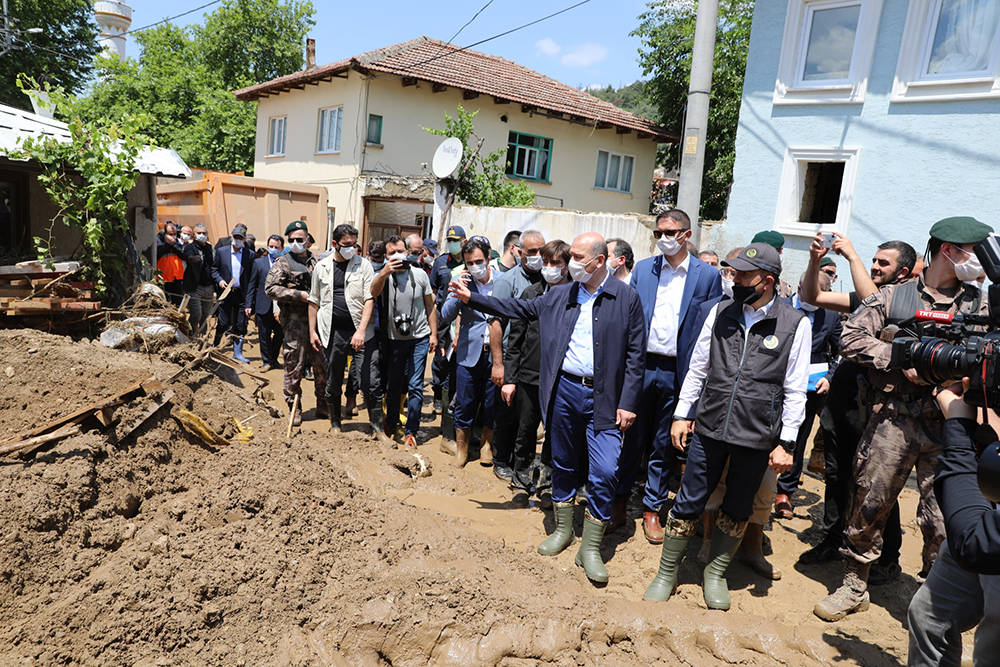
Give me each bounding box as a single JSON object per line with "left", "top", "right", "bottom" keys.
{"left": 737, "top": 522, "right": 782, "bottom": 580}
{"left": 439, "top": 438, "right": 457, "bottom": 455}
{"left": 479, "top": 427, "right": 494, "bottom": 466}
{"left": 288, "top": 401, "right": 302, "bottom": 427}
{"left": 454, "top": 428, "right": 470, "bottom": 468}
{"left": 814, "top": 561, "right": 871, "bottom": 621}
{"left": 697, "top": 511, "right": 715, "bottom": 569}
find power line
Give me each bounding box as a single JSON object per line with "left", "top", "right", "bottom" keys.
{"left": 445, "top": 0, "right": 495, "bottom": 46}
{"left": 121, "top": 0, "right": 222, "bottom": 36}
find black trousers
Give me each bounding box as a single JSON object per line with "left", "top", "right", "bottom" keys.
{"left": 821, "top": 388, "right": 902, "bottom": 562}
{"left": 492, "top": 382, "right": 518, "bottom": 466}
{"left": 214, "top": 291, "right": 247, "bottom": 346}
{"left": 431, "top": 343, "right": 450, "bottom": 399}
{"left": 777, "top": 390, "right": 824, "bottom": 495}
{"left": 255, "top": 311, "right": 283, "bottom": 367}
{"left": 326, "top": 330, "right": 383, "bottom": 406}
{"left": 512, "top": 382, "right": 543, "bottom": 477}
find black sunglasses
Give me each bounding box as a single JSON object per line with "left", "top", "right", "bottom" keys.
{"left": 652, "top": 229, "right": 688, "bottom": 239}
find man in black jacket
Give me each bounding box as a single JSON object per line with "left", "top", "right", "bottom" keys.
{"left": 182, "top": 223, "right": 215, "bottom": 333}
{"left": 245, "top": 235, "right": 284, "bottom": 371}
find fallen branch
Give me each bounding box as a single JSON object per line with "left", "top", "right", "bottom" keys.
{"left": 0, "top": 425, "right": 81, "bottom": 457}
{"left": 17, "top": 266, "right": 85, "bottom": 302}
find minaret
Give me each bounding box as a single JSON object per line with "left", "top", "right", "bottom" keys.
{"left": 93, "top": 1, "right": 132, "bottom": 59}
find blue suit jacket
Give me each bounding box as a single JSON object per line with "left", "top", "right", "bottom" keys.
{"left": 211, "top": 244, "right": 255, "bottom": 300}
{"left": 245, "top": 255, "right": 276, "bottom": 315}
{"left": 467, "top": 274, "right": 646, "bottom": 432}
{"left": 440, "top": 278, "right": 490, "bottom": 367}
{"left": 629, "top": 254, "right": 722, "bottom": 387}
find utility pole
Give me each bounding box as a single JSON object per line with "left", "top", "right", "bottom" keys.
{"left": 1, "top": 0, "right": 12, "bottom": 57}
{"left": 676, "top": 0, "right": 720, "bottom": 248}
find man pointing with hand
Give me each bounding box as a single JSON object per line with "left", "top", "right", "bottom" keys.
{"left": 449, "top": 232, "right": 646, "bottom": 584}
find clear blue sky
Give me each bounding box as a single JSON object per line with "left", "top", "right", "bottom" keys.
{"left": 123, "top": 0, "right": 652, "bottom": 89}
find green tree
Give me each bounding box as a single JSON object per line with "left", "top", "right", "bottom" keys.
{"left": 0, "top": 0, "right": 98, "bottom": 109}
{"left": 585, "top": 81, "right": 658, "bottom": 121}
{"left": 633, "top": 0, "right": 754, "bottom": 220}
{"left": 77, "top": 0, "right": 315, "bottom": 174}
{"left": 426, "top": 106, "right": 536, "bottom": 208}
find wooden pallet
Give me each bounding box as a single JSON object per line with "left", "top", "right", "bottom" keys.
{"left": 0, "top": 262, "right": 101, "bottom": 318}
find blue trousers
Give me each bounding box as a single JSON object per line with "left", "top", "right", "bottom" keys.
{"left": 453, "top": 350, "right": 497, "bottom": 430}
{"left": 549, "top": 376, "right": 623, "bottom": 522}
{"left": 616, "top": 354, "right": 677, "bottom": 509}
{"left": 672, "top": 432, "right": 771, "bottom": 522}
{"left": 385, "top": 336, "right": 430, "bottom": 436}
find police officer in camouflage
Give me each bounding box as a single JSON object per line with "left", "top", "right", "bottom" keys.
{"left": 815, "top": 216, "right": 995, "bottom": 622}
{"left": 265, "top": 221, "right": 329, "bottom": 426}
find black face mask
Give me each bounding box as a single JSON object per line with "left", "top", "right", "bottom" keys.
{"left": 731, "top": 279, "right": 763, "bottom": 305}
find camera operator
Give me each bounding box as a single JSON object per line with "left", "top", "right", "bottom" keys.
{"left": 907, "top": 378, "right": 1000, "bottom": 667}
{"left": 815, "top": 217, "right": 995, "bottom": 622}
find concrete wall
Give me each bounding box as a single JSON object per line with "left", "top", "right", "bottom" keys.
{"left": 715, "top": 0, "right": 1000, "bottom": 283}
{"left": 250, "top": 70, "right": 661, "bottom": 230}
{"left": 449, "top": 203, "right": 658, "bottom": 261}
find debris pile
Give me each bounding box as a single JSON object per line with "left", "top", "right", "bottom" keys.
{"left": 0, "top": 261, "right": 101, "bottom": 328}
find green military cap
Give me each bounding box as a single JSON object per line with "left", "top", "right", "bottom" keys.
{"left": 929, "top": 216, "right": 994, "bottom": 245}
{"left": 820, "top": 256, "right": 837, "bottom": 268}
{"left": 751, "top": 230, "right": 785, "bottom": 250}
{"left": 284, "top": 220, "right": 308, "bottom": 235}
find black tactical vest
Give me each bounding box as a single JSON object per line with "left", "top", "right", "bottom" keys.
{"left": 695, "top": 296, "right": 806, "bottom": 450}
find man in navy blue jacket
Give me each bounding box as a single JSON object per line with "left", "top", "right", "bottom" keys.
{"left": 245, "top": 234, "right": 285, "bottom": 371}
{"left": 618, "top": 209, "right": 723, "bottom": 543}
{"left": 211, "top": 225, "right": 256, "bottom": 361}
{"left": 450, "top": 232, "right": 646, "bottom": 584}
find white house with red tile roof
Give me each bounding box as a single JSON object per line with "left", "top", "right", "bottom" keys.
{"left": 234, "top": 37, "right": 675, "bottom": 248}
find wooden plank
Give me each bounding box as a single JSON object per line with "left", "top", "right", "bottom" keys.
{"left": 116, "top": 391, "right": 174, "bottom": 440}
{"left": 0, "top": 261, "right": 79, "bottom": 275}
{"left": 0, "top": 425, "right": 82, "bottom": 458}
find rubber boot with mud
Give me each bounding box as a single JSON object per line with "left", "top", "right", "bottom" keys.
{"left": 574, "top": 512, "right": 609, "bottom": 583}
{"left": 644, "top": 513, "right": 696, "bottom": 601}
{"left": 703, "top": 514, "right": 746, "bottom": 610}
{"left": 737, "top": 521, "right": 781, "bottom": 580}
{"left": 696, "top": 511, "right": 716, "bottom": 569}
{"left": 367, "top": 403, "right": 394, "bottom": 447}
{"left": 328, "top": 400, "right": 342, "bottom": 433}
{"left": 479, "top": 427, "right": 494, "bottom": 466}
{"left": 538, "top": 501, "right": 576, "bottom": 555}
{"left": 288, "top": 401, "right": 302, "bottom": 427}
{"left": 453, "top": 428, "right": 470, "bottom": 468}
{"left": 814, "top": 561, "right": 871, "bottom": 621}
{"left": 233, "top": 340, "right": 250, "bottom": 363}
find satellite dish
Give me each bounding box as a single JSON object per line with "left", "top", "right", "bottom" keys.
{"left": 432, "top": 137, "right": 463, "bottom": 179}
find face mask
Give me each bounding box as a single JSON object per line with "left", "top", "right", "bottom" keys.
{"left": 721, "top": 277, "right": 734, "bottom": 298}
{"left": 568, "top": 256, "right": 598, "bottom": 282}
{"left": 797, "top": 295, "right": 819, "bottom": 312}
{"left": 423, "top": 255, "right": 434, "bottom": 265}
{"left": 338, "top": 245, "right": 356, "bottom": 260}
{"left": 180, "top": 233, "right": 191, "bottom": 242}
{"left": 657, "top": 234, "right": 685, "bottom": 257}
{"left": 449, "top": 241, "right": 462, "bottom": 257}
{"left": 541, "top": 266, "right": 564, "bottom": 284}
{"left": 232, "top": 239, "right": 245, "bottom": 250}
{"left": 289, "top": 241, "right": 305, "bottom": 254}
{"left": 267, "top": 247, "right": 280, "bottom": 259}
{"left": 389, "top": 252, "right": 407, "bottom": 263}
{"left": 524, "top": 255, "right": 543, "bottom": 272}
{"left": 406, "top": 254, "right": 420, "bottom": 264}
{"left": 948, "top": 247, "right": 983, "bottom": 282}
{"left": 196, "top": 233, "right": 207, "bottom": 243}
{"left": 468, "top": 263, "right": 489, "bottom": 281}
{"left": 370, "top": 259, "right": 385, "bottom": 271}
{"left": 731, "top": 279, "right": 763, "bottom": 305}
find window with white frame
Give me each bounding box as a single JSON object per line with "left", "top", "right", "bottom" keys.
{"left": 772, "top": 146, "right": 861, "bottom": 237}
{"left": 267, "top": 116, "right": 287, "bottom": 157}
{"left": 892, "top": 0, "right": 1000, "bottom": 101}
{"left": 317, "top": 106, "right": 343, "bottom": 153}
{"left": 773, "top": 0, "right": 884, "bottom": 104}
{"left": 594, "top": 150, "right": 634, "bottom": 193}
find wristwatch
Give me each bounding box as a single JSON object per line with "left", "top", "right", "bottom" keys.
{"left": 778, "top": 440, "right": 796, "bottom": 454}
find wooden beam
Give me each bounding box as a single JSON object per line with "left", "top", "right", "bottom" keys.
{"left": 306, "top": 80, "right": 320, "bottom": 86}
{"left": 462, "top": 90, "right": 480, "bottom": 100}
{"left": 616, "top": 127, "right": 632, "bottom": 134}
{"left": 402, "top": 77, "right": 418, "bottom": 87}
{"left": 493, "top": 97, "right": 510, "bottom": 104}
{"left": 570, "top": 115, "right": 585, "bottom": 122}
{"left": 596, "top": 122, "right": 613, "bottom": 130}
{"left": 637, "top": 131, "right": 652, "bottom": 139}
{"left": 432, "top": 82, "right": 447, "bottom": 93}
{"left": 521, "top": 104, "right": 535, "bottom": 114}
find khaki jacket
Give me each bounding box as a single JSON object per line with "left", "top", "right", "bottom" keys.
{"left": 308, "top": 253, "right": 374, "bottom": 347}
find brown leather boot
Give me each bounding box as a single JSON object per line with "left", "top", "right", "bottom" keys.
{"left": 697, "top": 511, "right": 716, "bottom": 569}
{"left": 479, "top": 427, "right": 494, "bottom": 466}
{"left": 609, "top": 495, "right": 628, "bottom": 532}
{"left": 737, "top": 521, "right": 782, "bottom": 580}
{"left": 643, "top": 509, "right": 664, "bottom": 544}
{"left": 289, "top": 401, "right": 302, "bottom": 427}
{"left": 454, "top": 428, "right": 470, "bottom": 468}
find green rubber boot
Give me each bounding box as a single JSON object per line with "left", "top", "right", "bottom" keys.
{"left": 703, "top": 515, "right": 746, "bottom": 610}
{"left": 538, "top": 501, "right": 576, "bottom": 556}
{"left": 644, "top": 535, "right": 692, "bottom": 601}
{"left": 574, "top": 512, "right": 609, "bottom": 583}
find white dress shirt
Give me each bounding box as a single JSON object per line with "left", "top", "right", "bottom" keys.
{"left": 646, "top": 253, "right": 690, "bottom": 356}
{"left": 675, "top": 296, "right": 812, "bottom": 441}
{"left": 561, "top": 269, "right": 611, "bottom": 377}
{"left": 477, "top": 269, "right": 495, "bottom": 346}
{"left": 229, "top": 246, "right": 243, "bottom": 289}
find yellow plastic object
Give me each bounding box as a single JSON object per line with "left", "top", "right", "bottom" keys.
{"left": 231, "top": 416, "right": 253, "bottom": 443}
{"left": 176, "top": 409, "right": 230, "bottom": 448}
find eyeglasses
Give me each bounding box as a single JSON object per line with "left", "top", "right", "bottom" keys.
{"left": 653, "top": 229, "right": 687, "bottom": 239}
{"left": 821, "top": 269, "right": 837, "bottom": 277}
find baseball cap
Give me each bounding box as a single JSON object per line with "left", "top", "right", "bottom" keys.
{"left": 446, "top": 225, "right": 467, "bottom": 240}
{"left": 424, "top": 238, "right": 439, "bottom": 255}
{"left": 721, "top": 242, "right": 782, "bottom": 276}
{"left": 230, "top": 225, "right": 246, "bottom": 238}
{"left": 469, "top": 235, "right": 491, "bottom": 248}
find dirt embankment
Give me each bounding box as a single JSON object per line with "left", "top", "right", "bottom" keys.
{"left": 0, "top": 329, "right": 932, "bottom": 666}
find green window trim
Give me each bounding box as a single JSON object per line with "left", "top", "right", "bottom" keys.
{"left": 367, "top": 114, "right": 383, "bottom": 145}
{"left": 505, "top": 131, "right": 552, "bottom": 182}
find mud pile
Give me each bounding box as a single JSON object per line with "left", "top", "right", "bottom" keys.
{"left": 0, "top": 330, "right": 910, "bottom": 666}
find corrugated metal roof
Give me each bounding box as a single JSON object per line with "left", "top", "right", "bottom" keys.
{"left": 0, "top": 103, "right": 192, "bottom": 178}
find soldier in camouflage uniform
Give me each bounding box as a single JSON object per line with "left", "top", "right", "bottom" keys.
{"left": 265, "top": 221, "right": 329, "bottom": 426}
{"left": 814, "top": 216, "right": 994, "bottom": 622}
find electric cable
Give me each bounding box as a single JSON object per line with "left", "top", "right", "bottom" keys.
{"left": 445, "top": 0, "right": 495, "bottom": 46}
{"left": 121, "top": 1, "right": 223, "bottom": 36}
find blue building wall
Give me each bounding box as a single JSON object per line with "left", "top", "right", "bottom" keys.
{"left": 712, "top": 0, "right": 1000, "bottom": 285}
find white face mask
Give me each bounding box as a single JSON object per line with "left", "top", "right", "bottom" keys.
{"left": 389, "top": 252, "right": 407, "bottom": 263}
{"left": 468, "top": 263, "right": 489, "bottom": 281}
{"left": 948, "top": 246, "right": 983, "bottom": 282}
{"left": 657, "top": 234, "right": 685, "bottom": 257}
{"left": 289, "top": 241, "right": 306, "bottom": 254}
{"left": 524, "top": 255, "right": 543, "bottom": 272}
{"left": 195, "top": 233, "right": 208, "bottom": 243}
{"left": 721, "top": 277, "right": 734, "bottom": 298}
{"left": 423, "top": 255, "right": 434, "bottom": 265}
{"left": 180, "top": 233, "right": 191, "bottom": 242}
{"left": 797, "top": 294, "right": 819, "bottom": 312}
{"left": 232, "top": 239, "right": 245, "bottom": 250}
{"left": 541, "top": 266, "right": 565, "bottom": 284}
{"left": 568, "top": 256, "right": 598, "bottom": 282}
{"left": 337, "top": 245, "right": 356, "bottom": 260}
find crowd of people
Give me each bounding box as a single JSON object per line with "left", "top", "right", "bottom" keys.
{"left": 157, "top": 212, "right": 999, "bottom": 661}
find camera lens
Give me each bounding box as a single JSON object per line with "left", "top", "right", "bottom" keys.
{"left": 910, "top": 339, "right": 974, "bottom": 384}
